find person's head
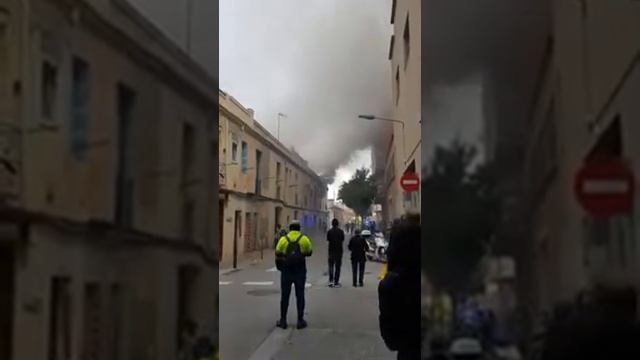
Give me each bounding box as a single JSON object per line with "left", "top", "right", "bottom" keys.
{"left": 332, "top": 218, "right": 339, "bottom": 227}
{"left": 387, "top": 214, "right": 420, "bottom": 272}
{"left": 289, "top": 220, "right": 301, "bottom": 232}
{"left": 354, "top": 229, "right": 361, "bottom": 235}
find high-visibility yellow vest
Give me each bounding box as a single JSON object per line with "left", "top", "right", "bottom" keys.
{"left": 378, "top": 263, "right": 388, "bottom": 280}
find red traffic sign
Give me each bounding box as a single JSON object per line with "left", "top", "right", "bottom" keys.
{"left": 574, "top": 159, "right": 635, "bottom": 217}
{"left": 400, "top": 171, "right": 420, "bottom": 192}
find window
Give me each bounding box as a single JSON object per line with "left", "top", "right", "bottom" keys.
{"left": 182, "top": 122, "right": 195, "bottom": 182}
{"left": 231, "top": 142, "right": 238, "bottom": 162}
{"left": 294, "top": 211, "right": 298, "bottom": 220}
{"left": 295, "top": 192, "right": 298, "bottom": 205}
{"left": 182, "top": 199, "right": 195, "bottom": 242}
{"left": 41, "top": 60, "right": 58, "bottom": 120}
{"left": 403, "top": 14, "right": 410, "bottom": 69}
{"left": 395, "top": 66, "right": 400, "bottom": 105}
{"left": 71, "top": 57, "right": 90, "bottom": 160}
{"left": 241, "top": 141, "right": 248, "bottom": 173}
{"left": 115, "top": 84, "right": 136, "bottom": 227}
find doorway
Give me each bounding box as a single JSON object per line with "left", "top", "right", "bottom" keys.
{"left": 275, "top": 207, "right": 282, "bottom": 233}
{"left": 0, "top": 245, "right": 13, "bottom": 360}
{"left": 233, "top": 211, "right": 241, "bottom": 268}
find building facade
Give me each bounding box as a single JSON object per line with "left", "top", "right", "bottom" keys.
{"left": 218, "top": 91, "right": 327, "bottom": 269}
{"left": 0, "top": 0, "right": 218, "bottom": 359}
{"left": 327, "top": 199, "right": 355, "bottom": 230}
{"left": 375, "top": 0, "right": 421, "bottom": 224}
{"left": 523, "top": 0, "right": 640, "bottom": 331}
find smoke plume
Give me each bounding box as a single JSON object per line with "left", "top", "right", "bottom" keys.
{"left": 421, "top": 0, "right": 550, "bottom": 165}
{"left": 219, "top": 0, "right": 392, "bottom": 179}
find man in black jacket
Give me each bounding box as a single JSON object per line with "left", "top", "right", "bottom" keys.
{"left": 348, "top": 229, "right": 367, "bottom": 287}
{"left": 378, "top": 215, "right": 421, "bottom": 360}
{"left": 326, "top": 218, "right": 345, "bottom": 287}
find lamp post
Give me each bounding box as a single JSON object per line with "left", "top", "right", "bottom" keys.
{"left": 277, "top": 113, "right": 287, "bottom": 140}
{"left": 358, "top": 115, "right": 406, "bottom": 164}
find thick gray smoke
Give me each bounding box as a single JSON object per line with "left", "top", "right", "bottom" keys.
{"left": 422, "top": 0, "right": 550, "bottom": 166}
{"left": 218, "top": 0, "right": 392, "bottom": 179}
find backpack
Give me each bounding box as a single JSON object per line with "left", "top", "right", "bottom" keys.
{"left": 284, "top": 233, "right": 305, "bottom": 269}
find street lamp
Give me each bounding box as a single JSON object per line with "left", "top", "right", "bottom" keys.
{"left": 358, "top": 114, "right": 406, "bottom": 164}
{"left": 277, "top": 113, "right": 287, "bottom": 141}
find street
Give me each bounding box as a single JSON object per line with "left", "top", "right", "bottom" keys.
{"left": 219, "top": 232, "right": 394, "bottom": 359}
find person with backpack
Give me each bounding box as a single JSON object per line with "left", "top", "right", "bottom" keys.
{"left": 378, "top": 214, "right": 421, "bottom": 359}
{"left": 327, "top": 218, "right": 345, "bottom": 287}
{"left": 275, "top": 220, "right": 313, "bottom": 330}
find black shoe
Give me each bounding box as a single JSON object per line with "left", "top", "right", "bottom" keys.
{"left": 359, "top": 283, "right": 364, "bottom": 287}
{"left": 328, "top": 283, "right": 334, "bottom": 288}
{"left": 353, "top": 283, "right": 357, "bottom": 287}
{"left": 276, "top": 319, "right": 288, "bottom": 329}
{"left": 297, "top": 319, "right": 308, "bottom": 329}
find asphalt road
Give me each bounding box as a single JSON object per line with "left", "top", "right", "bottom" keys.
{"left": 219, "top": 232, "right": 395, "bottom": 359}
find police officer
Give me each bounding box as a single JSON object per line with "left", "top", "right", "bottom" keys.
{"left": 275, "top": 220, "right": 313, "bottom": 330}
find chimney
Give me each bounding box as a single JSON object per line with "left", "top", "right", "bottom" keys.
{"left": 247, "top": 108, "right": 255, "bottom": 118}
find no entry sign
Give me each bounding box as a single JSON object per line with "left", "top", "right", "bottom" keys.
{"left": 574, "top": 159, "right": 635, "bottom": 217}
{"left": 400, "top": 171, "right": 420, "bottom": 192}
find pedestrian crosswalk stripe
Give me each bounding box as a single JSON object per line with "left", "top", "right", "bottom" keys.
{"left": 242, "top": 281, "right": 274, "bottom": 286}
{"left": 305, "top": 283, "right": 312, "bottom": 288}
{"left": 266, "top": 267, "right": 277, "bottom": 272}
{"left": 219, "top": 281, "right": 232, "bottom": 285}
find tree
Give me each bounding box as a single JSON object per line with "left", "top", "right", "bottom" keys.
{"left": 338, "top": 168, "right": 377, "bottom": 218}
{"left": 422, "top": 139, "right": 500, "bottom": 294}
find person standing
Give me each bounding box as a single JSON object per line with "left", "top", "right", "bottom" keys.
{"left": 326, "top": 218, "right": 345, "bottom": 287}
{"left": 378, "top": 214, "right": 421, "bottom": 360}
{"left": 274, "top": 224, "right": 287, "bottom": 249}
{"left": 275, "top": 220, "right": 313, "bottom": 330}
{"left": 348, "top": 229, "right": 367, "bottom": 287}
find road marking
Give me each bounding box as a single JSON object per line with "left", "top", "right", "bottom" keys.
{"left": 305, "top": 283, "right": 312, "bottom": 288}
{"left": 266, "top": 267, "right": 277, "bottom": 272}
{"left": 242, "top": 281, "right": 274, "bottom": 286}
{"left": 219, "top": 281, "right": 232, "bottom": 285}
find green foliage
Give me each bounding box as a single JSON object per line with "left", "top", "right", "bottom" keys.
{"left": 338, "top": 168, "right": 377, "bottom": 217}
{"left": 422, "top": 139, "right": 500, "bottom": 294}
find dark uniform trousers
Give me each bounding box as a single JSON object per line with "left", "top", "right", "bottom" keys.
{"left": 280, "top": 270, "right": 306, "bottom": 320}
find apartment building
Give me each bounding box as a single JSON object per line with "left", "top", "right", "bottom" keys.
{"left": 376, "top": 0, "right": 421, "bottom": 224}
{"left": 523, "top": 0, "right": 640, "bottom": 328}
{"left": 0, "top": 0, "right": 218, "bottom": 359}
{"left": 219, "top": 91, "right": 327, "bottom": 269}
